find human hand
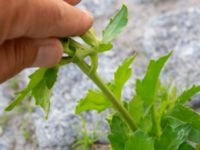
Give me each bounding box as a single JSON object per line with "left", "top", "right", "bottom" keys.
{"left": 0, "top": 0, "right": 93, "bottom": 83}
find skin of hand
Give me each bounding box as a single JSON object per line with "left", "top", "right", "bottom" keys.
{"left": 0, "top": 0, "right": 93, "bottom": 83}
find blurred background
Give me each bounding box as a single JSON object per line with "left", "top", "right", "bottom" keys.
{"left": 1, "top": 0, "right": 200, "bottom": 149}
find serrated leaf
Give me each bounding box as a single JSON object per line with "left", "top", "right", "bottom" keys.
{"left": 178, "top": 85, "right": 200, "bottom": 104}
{"left": 155, "top": 125, "right": 191, "bottom": 150}
{"left": 170, "top": 104, "right": 200, "bottom": 132}
{"left": 178, "top": 143, "right": 195, "bottom": 150}
{"left": 125, "top": 130, "right": 154, "bottom": 150}
{"left": 113, "top": 55, "right": 135, "bottom": 98}
{"left": 5, "top": 68, "right": 47, "bottom": 111}
{"left": 75, "top": 90, "right": 112, "bottom": 114}
{"left": 108, "top": 115, "right": 129, "bottom": 150}
{"left": 136, "top": 52, "right": 172, "bottom": 106}
{"left": 32, "top": 80, "right": 51, "bottom": 119}
{"left": 102, "top": 5, "right": 128, "bottom": 43}
{"left": 5, "top": 67, "right": 58, "bottom": 118}
{"left": 128, "top": 96, "right": 144, "bottom": 125}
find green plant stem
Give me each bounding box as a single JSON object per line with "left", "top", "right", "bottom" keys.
{"left": 59, "top": 57, "right": 72, "bottom": 66}
{"left": 151, "top": 105, "right": 161, "bottom": 137}
{"left": 74, "top": 56, "right": 137, "bottom": 131}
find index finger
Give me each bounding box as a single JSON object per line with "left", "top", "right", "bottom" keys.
{"left": 0, "top": 0, "right": 93, "bottom": 41}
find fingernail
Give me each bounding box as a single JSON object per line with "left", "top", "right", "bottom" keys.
{"left": 32, "top": 40, "right": 63, "bottom": 67}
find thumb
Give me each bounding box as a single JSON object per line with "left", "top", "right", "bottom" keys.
{"left": 0, "top": 38, "right": 63, "bottom": 83}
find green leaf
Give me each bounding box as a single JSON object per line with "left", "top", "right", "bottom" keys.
{"left": 113, "top": 55, "right": 135, "bottom": 98}
{"left": 75, "top": 90, "right": 112, "bottom": 114}
{"left": 162, "top": 116, "right": 185, "bottom": 129}
{"left": 98, "top": 43, "right": 113, "bottom": 52}
{"left": 5, "top": 68, "right": 47, "bottom": 111}
{"left": 125, "top": 130, "right": 154, "bottom": 150}
{"left": 136, "top": 52, "right": 172, "bottom": 106}
{"left": 5, "top": 67, "right": 58, "bottom": 118}
{"left": 44, "top": 67, "right": 59, "bottom": 89}
{"left": 188, "top": 128, "right": 200, "bottom": 143}
{"left": 158, "top": 86, "right": 177, "bottom": 118}
{"left": 170, "top": 104, "right": 200, "bottom": 132}
{"left": 178, "top": 143, "right": 195, "bottom": 150}
{"left": 32, "top": 80, "right": 51, "bottom": 119}
{"left": 102, "top": 5, "right": 128, "bottom": 43}
{"left": 178, "top": 85, "right": 200, "bottom": 104}
{"left": 140, "top": 113, "right": 153, "bottom": 133}
{"left": 128, "top": 96, "right": 144, "bottom": 125}
{"left": 155, "top": 125, "right": 191, "bottom": 150}
{"left": 108, "top": 115, "right": 129, "bottom": 150}
{"left": 155, "top": 126, "right": 175, "bottom": 150}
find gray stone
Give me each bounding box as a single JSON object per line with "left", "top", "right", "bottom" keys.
{"left": 144, "top": 7, "right": 200, "bottom": 58}
{"left": 79, "top": 0, "right": 117, "bottom": 18}
{"left": 0, "top": 145, "right": 8, "bottom": 150}
{"left": 132, "top": 0, "right": 168, "bottom": 4}
{"left": 0, "top": 128, "right": 15, "bottom": 150}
